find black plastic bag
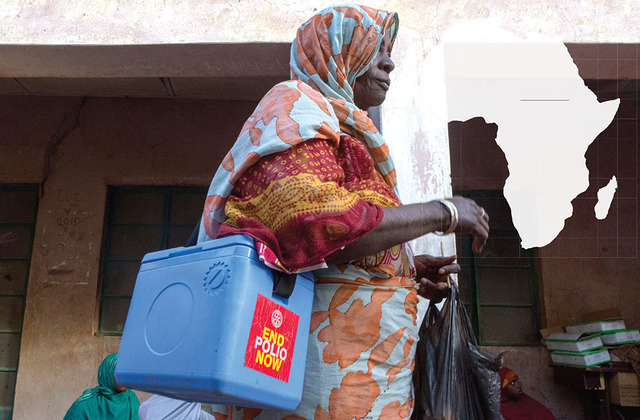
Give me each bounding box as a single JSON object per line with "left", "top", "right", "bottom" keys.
{"left": 412, "top": 282, "right": 502, "bottom": 420}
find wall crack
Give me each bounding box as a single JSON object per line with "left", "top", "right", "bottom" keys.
{"left": 41, "top": 97, "right": 88, "bottom": 196}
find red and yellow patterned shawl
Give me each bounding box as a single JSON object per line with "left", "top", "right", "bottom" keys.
{"left": 217, "top": 135, "right": 399, "bottom": 272}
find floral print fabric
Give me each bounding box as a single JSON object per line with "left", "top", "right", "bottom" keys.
{"left": 217, "top": 136, "right": 392, "bottom": 272}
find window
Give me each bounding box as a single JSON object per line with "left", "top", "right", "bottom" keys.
{"left": 455, "top": 190, "right": 541, "bottom": 346}
{"left": 0, "top": 184, "right": 39, "bottom": 418}
{"left": 98, "top": 186, "right": 207, "bottom": 335}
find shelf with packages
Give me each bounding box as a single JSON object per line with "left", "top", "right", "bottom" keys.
{"left": 552, "top": 359, "right": 640, "bottom": 419}
{"left": 542, "top": 309, "right": 640, "bottom": 419}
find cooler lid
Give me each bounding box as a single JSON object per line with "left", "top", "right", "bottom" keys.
{"left": 141, "top": 234, "right": 256, "bottom": 264}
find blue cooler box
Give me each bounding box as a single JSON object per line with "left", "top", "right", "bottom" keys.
{"left": 115, "top": 235, "right": 314, "bottom": 410}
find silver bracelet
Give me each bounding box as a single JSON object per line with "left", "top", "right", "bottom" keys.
{"left": 435, "top": 199, "right": 458, "bottom": 236}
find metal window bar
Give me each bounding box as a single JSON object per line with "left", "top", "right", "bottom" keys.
{"left": 98, "top": 186, "right": 206, "bottom": 335}
{"left": 0, "top": 184, "right": 39, "bottom": 416}
{"left": 455, "top": 190, "right": 541, "bottom": 346}
{"left": 472, "top": 242, "right": 540, "bottom": 345}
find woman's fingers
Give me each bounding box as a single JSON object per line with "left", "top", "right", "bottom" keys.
{"left": 450, "top": 196, "right": 490, "bottom": 253}
{"left": 472, "top": 236, "right": 487, "bottom": 254}
{"left": 436, "top": 262, "right": 461, "bottom": 277}
{"left": 471, "top": 205, "right": 489, "bottom": 253}
{"left": 414, "top": 254, "right": 460, "bottom": 281}
{"left": 415, "top": 277, "right": 450, "bottom": 303}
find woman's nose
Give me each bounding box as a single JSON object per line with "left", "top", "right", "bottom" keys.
{"left": 380, "top": 54, "right": 395, "bottom": 73}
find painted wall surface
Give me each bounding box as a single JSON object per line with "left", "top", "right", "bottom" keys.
{"left": 1, "top": 96, "right": 257, "bottom": 419}
{"left": 0, "top": 1, "right": 639, "bottom": 44}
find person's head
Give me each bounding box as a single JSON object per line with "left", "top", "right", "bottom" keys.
{"left": 353, "top": 30, "right": 395, "bottom": 109}
{"left": 290, "top": 4, "right": 398, "bottom": 110}
{"left": 98, "top": 352, "right": 127, "bottom": 394}
{"left": 499, "top": 366, "right": 524, "bottom": 400}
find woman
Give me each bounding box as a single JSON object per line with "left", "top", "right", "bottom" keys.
{"left": 199, "top": 4, "right": 489, "bottom": 418}
{"left": 499, "top": 367, "right": 556, "bottom": 420}
{"left": 64, "top": 353, "right": 140, "bottom": 419}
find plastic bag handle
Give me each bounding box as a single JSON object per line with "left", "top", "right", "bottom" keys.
{"left": 272, "top": 270, "right": 296, "bottom": 299}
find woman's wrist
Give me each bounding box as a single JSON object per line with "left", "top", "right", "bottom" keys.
{"left": 434, "top": 199, "right": 458, "bottom": 235}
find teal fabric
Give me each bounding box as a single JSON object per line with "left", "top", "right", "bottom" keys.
{"left": 64, "top": 353, "right": 140, "bottom": 420}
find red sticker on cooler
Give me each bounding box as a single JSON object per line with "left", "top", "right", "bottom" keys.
{"left": 244, "top": 294, "right": 299, "bottom": 382}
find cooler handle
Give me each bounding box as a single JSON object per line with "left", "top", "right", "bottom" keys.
{"left": 272, "top": 270, "right": 296, "bottom": 299}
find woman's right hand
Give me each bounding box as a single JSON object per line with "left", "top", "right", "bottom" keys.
{"left": 449, "top": 196, "right": 489, "bottom": 253}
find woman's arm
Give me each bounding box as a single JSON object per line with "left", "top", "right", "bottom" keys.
{"left": 325, "top": 196, "right": 489, "bottom": 264}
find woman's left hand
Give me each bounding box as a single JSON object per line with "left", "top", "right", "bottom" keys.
{"left": 413, "top": 254, "right": 459, "bottom": 303}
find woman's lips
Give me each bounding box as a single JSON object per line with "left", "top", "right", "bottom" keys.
{"left": 377, "top": 79, "right": 390, "bottom": 90}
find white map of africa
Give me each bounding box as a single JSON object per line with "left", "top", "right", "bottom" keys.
{"left": 443, "top": 21, "right": 620, "bottom": 249}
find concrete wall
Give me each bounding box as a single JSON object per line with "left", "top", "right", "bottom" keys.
{"left": 538, "top": 73, "right": 639, "bottom": 331}
{"left": 1, "top": 96, "right": 256, "bottom": 418}
{"left": 1, "top": 1, "right": 639, "bottom": 45}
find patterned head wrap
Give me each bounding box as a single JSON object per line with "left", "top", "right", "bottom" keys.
{"left": 201, "top": 4, "right": 399, "bottom": 241}
{"left": 499, "top": 366, "right": 517, "bottom": 388}
{"left": 291, "top": 5, "right": 398, "bottom": 104}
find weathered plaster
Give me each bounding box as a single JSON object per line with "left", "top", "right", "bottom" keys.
{"left": 1, "top": 1, "right": 639, "bottom": 44}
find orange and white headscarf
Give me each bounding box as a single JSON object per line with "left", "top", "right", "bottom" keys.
{"left": 200, "top": 4, "right": 399, "bottom": 242}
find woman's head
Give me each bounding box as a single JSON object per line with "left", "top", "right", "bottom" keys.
{"left": 499, "top": 366, "right": 523, "bottom": 400}
{"left": 98, "top": 352, "right": 127, "bottom": 394}
{"left": 353, "top": 30, "right": 395, "bottom": 109}
{"left": 290, "top": 4, "right": 398, "bottom": 109}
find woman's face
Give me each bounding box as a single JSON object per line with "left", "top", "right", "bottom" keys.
{"left": 113, "top": 376, "right": 127, "bottom": 393}
{"left": 503, "top": 376, "right": 524, "bottom": 400}
{"left": 353, "top": 31, "right": 395, "bottom": 110}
